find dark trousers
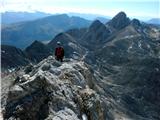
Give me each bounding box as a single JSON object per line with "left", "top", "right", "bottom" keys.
{"left": 56, "top": 56, "right": 63, "bottom": 62}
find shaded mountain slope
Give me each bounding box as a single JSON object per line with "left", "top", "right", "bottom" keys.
{"left": 25, "top": 40, "right": 51, "bottom": 63}
{"left": 80, "top": 20, "right": 111, "bottom": 50}
{"left": 1, "top": 45, "right": 29, "bottom": 70}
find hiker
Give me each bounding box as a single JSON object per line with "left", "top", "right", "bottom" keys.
{"left": 55, "top": 41, "right": 64, "bottom": 62}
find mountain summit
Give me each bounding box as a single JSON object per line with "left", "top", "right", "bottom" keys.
{"left": 108, "top": 11, "right": 130, "bottom": 30}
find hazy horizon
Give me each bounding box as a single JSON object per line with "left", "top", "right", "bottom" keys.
{"left": 1, "top": 0, "right": 160, "bottom": 21}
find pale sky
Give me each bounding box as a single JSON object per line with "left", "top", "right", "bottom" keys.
{"left": 0, "top": 0, "right": 160, "bottom": 20}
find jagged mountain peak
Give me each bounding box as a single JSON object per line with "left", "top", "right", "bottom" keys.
{"left": 81, "top": 19, "right": 111, "bottom": 50}
{"left": 108, "top": 11, "right": 130, "bottom": 30}
{"left": 25, "top": 40, "right": 51, "bottom": 62}
{"left": 49, "top": 32, "right": 76, "bottom": 46}
{"left": 25, "top": 40, "right": 47, "bottom": 52}
{"left": 115, "top": 11, "right": 127, "bottom": 18}
{"left": 89, "top": 20, "right": 105, "bottom": 31}
{"left": 90, "top": 20, "right": 103, "bottom": 26}
{"left": 131, "top": 19, "right": 141, "bottom": 27}
{"left": 29, "top": 40, "right": 43, "bottom": 46}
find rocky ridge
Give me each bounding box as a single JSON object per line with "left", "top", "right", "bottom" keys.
{"left": 3, "top": 55, "right": 160, "bottom": 120}
{"left": 2, "top": 56, "right": 105, "bottom": 120}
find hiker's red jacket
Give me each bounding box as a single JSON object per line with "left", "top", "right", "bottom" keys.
{"left": 55, "top": 47, "right": 64, "bottom": 58}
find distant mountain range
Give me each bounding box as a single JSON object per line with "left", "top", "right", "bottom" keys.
{"left": 147, "top": 18, "right": 160, "bottom": 25}
{"left": 1, "top": 12, "right": 109, "bottom": 49}
{"left": 2, "top": 11, "right": 159, "bottom": 25}
{"left": 1, "top": 11, "right": 52, "bottom": 24}
{"left": 68, "top": 12, "right": 110, "bottom": 21}
{"left": 2, "top": 11, "right": 110, "bottom": 25}
{"left": 2, "top": 14, "right": 91, "bottom": 48}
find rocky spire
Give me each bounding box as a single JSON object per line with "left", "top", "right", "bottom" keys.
{"left": 89, "top": 20, "right": 105, "bottom": 31}
{"left": 107, "top": 11, "right": 130, "bottom": 30}
{"left": 131, "top": 18, "right": 141, "bottom": 27}
{"left": 25, "top": 40, "right": 51, "bottom": 62}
